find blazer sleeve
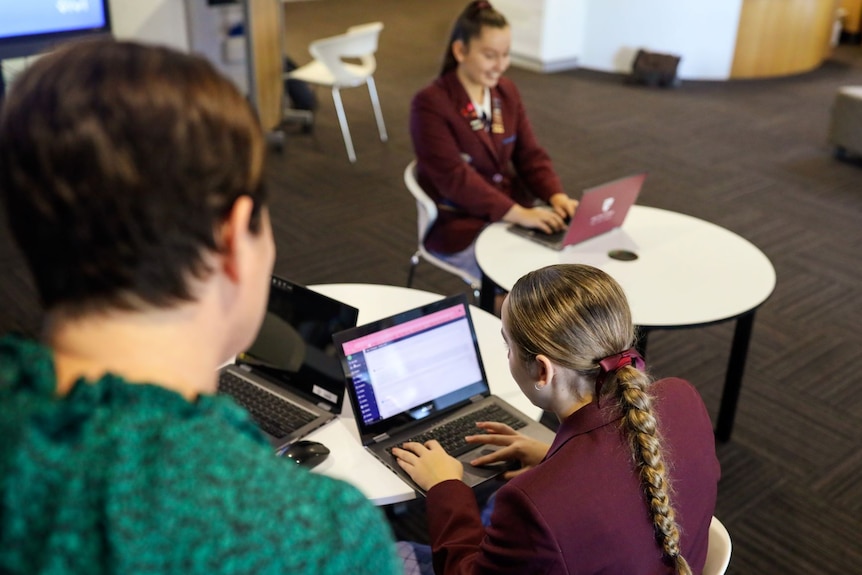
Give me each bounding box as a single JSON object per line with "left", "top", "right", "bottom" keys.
{"left": 504, "top": 82, "right": 565, "bottom": 203}
{"left": 410, "top": 86, "right": 516, "bottom": 222}
{"left": 426, "top": 480, "right": 563, "bottom": 575}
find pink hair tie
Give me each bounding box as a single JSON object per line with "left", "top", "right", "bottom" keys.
{"left": 595, "top": 348, "right": 645, "bottom": 405}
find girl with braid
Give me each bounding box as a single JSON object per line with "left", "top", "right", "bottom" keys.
{"left": 394, "top": 264, "right": 720, "bottom": 574}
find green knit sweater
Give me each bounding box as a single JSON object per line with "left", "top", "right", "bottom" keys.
{"left": 0, "top": 335, "right": 400, "bottom": 575}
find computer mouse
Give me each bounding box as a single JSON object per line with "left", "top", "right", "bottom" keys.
{"left": 279, "top": 440, "right": 330, "bottom": 469}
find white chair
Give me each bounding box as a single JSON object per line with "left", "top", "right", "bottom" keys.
{"left": 286, "top": 22, "right": 387, "bottom": 162}
{"left": 703, "top": 516, "right": 733, "bottom": 575}
{"left": 828, "top": 85, "right": 862, "bottom": 159}
{"left": 404, "top": 160, "right": 481, "bottom": 302}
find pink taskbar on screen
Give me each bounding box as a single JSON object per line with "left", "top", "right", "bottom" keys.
{"left": 340, "top": 304, "right": 466, "bottom": 355}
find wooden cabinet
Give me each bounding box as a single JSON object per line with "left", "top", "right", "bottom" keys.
{"left": 840, "top": 0, "right": 862, "bottom": 34}
{"left": 731, "top": 0, "right": 839, "bottom": 78}
{"left": 245, "top": 0, "right": 283, "bottom": 131}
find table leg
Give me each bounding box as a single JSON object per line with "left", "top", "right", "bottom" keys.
{"left": 480, "top": 275, "right": 496, "bottom": 313}
{"left": 716, "top": 310, "right": 756, "bottom": 442}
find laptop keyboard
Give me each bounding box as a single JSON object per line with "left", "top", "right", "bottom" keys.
{"left": 218, "top": 371, "right": 317, "bottom": 439}
{"left": 540, "top": 229, "right": 566, "bottom": 242}
{"left": 387, "top": 404, "right": 527, "bottom": 458}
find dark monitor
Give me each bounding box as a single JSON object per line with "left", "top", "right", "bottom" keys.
{"left": 0, "top": 0, "right": 112, "bottom": 60}
{"left": 236, "top": 276, "right": 360, "bottom": 413}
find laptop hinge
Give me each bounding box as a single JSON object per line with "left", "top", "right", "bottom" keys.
{"left": 372, "top": 433, "right": 390, "bottom": 443}
{"left": 237, "top": 364, "right": 253, "bottom": 372}
{"left": 318, "top": 403, "right": 332, "bottom": 412}
{"left": 469, "top": 394, "right": 484, "bottom": 403}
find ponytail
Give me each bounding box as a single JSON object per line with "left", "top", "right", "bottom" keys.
{"left": 613, "top": 366, "right": 692, "bottom": 575}
{"left": 440, "top": 1, "right": 508, "bottom": 76}
{"left": 507, "top": 264, "right": 693, "bottom": 574}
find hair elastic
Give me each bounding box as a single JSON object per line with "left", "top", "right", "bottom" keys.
{"left": 594, "top": 348, "right": 645, "bottom": 404}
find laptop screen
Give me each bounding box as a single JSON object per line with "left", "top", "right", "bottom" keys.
{"left": 334, "top": 295, "right": 489, "bottom": 432}
{"left": 237, "top": 276, "right": 359, "bottom": 410}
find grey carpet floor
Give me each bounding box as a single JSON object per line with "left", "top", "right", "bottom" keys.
{"left": 2, "top": 2, "right": 861, "bottom": 573}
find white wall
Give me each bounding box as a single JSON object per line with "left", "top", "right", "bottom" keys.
{"left": 498, "top": 0, "right": 744, "bottom": 80}
{"left": 185, "top": 0, "right": 248, "bottom": 93}
{"left": 496, "top": 0, "right": 584, "bottom": 72}
{"left": 579, "top": 0, "right": 743, "bottom": 80}
{"left": 496, "top": 0, "right": 544, "bottom": 64}
{"left": 108, "top": 0, "right": 190, "bottom": 50}
{"left": 540, "top": 0, "right": 586, "bottom": 66}
{"left": 109, "top": 0, "right": 248, "bottom": 92}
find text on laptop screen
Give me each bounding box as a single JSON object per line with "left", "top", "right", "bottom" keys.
{"left": 340, "top": 303, "right": 486, "bottom": 426}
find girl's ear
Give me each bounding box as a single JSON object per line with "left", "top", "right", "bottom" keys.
{"left": 533, "top": 354, "right": 556, "bottom": 389}
{"left": 452, "top": 39, "right": 467, "bottom": 64}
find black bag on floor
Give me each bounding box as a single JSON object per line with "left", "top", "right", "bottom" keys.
{"left": 283, "top": 56, "right": 317, "bottom": 111}
{"left": 628, "top": 50, "right": 681, "bottom": 88}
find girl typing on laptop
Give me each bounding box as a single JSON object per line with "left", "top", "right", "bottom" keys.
{"left": 410, "top": 1, "right": 579, "bottom": 283}
{"left": 393, "top": 264, "right": 720, "bottom": 575}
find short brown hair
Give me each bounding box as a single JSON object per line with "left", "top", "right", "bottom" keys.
{"left": 0, "top": 39, "right": 267, "bottom": 315}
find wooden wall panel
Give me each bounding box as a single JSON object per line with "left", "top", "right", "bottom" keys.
{"left": 840, "top": 0, "right": 862, "bottom": 33}
{"left": 245, "top": 0, "right": 283, "bottom": 131}
{"left": 731, "top": 0, "right": 839, "bottom": 78}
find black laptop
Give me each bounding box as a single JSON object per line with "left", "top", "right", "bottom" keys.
{"left": 218, "top": 275, "right": 359, "bottom": 450}
{"left": 332, "top": 294, "right": 555, "bottom": 495}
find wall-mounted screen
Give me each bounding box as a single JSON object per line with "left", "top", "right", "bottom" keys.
{"left": 0, "top": 0, "right": 112, "bottom": 60}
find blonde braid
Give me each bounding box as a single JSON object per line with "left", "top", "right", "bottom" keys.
{"left": 507, "top": 264, "right": 692, "bottom": 573}
{"left": 614, "top": 366, "right": 692, "bottom": 575}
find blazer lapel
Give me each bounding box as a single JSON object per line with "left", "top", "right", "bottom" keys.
{"left": 488, "top": 89, "right": 507, "bottom": 157}
{"left": 475, "top": 122, "right": 498, "bottom": 161}
{"left": 445, "top": 74, "right": 500, "bottom": 164}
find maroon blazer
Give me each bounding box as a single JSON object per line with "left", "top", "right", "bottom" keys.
{"left": 425, "top": 378, "right": 720, "bottom": 575}
{"left": 410, "top": 71, "right": 565, "bottom": 254}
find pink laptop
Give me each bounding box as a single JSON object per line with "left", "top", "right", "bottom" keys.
{"left": 508, "top": 173, "right": 646, "bottom": 250}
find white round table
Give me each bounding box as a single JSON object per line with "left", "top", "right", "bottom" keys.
{"left": 475, "top": 205, "right": 776, "bottom": 441}
{"left": 302, "top": 283, "right": 538, "bottom": 505}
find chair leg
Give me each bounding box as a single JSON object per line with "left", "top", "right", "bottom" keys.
{"left": 471, "top": 285, "right": 481, "bottom": 305}
{"left": 331, "top": 87, "right": 356, "bottom": 163}
{"left": 407, "top": 252, "right": 420, "bottom": 288}
{"left": 366, "top": 76, "right": 388, "bottom": 142}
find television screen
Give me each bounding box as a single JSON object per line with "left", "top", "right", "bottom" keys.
{"left": 0, "top": 0, "right": 112, "bottom": 60}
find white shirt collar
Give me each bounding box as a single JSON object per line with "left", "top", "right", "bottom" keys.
{"left": 472, "top": 87, "right": 492, "bottom": 119}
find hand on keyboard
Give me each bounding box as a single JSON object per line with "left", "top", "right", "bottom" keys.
{"left": 464, "top": 421, "right": 551, "bottom": 480}
{"left": 392, "top": 440, "right": 464, "bottom": 492}
{"left": 385, "top": 405, "right": 526, "bottom": 459}
{"left": 503, "top": 204, "right": 567, "bottom": 235}
{"left": 389, "top": 406, "right": 534, "bottom": 489}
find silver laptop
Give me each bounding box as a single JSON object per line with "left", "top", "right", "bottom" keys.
{"left": 332, "top": 294, "right": 555, "bottom": 495}
{"left": 508, "top": 173, "right": 646, "bottom": 250}
{"left": 218, "top": 275, "right": 358, "bottom": 451}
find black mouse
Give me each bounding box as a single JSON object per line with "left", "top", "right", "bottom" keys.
{"left": 279, "top": 440, "right": 330, "bottom": 469}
